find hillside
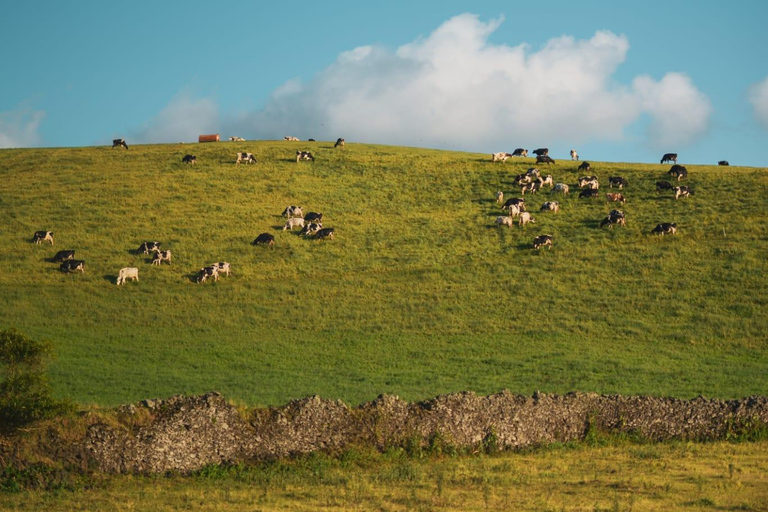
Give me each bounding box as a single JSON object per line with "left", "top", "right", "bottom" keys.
{"left": 0, "top": 141, "right": 765, "bottom": 406}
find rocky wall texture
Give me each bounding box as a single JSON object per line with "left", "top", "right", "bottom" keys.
{"left": 80, "top": 391, "right": 768, "bottom": 474}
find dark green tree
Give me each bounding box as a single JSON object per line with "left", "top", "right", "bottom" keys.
{"left": 0, "top": 328, "right": 67, "bottom": 431}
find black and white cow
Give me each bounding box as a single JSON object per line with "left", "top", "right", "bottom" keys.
{"left": 533, "top": 148, "right": 549, "bottom": 157}
{"left": 334, "top": 138, "right": 345, "bottom": 148}
{"left": 282, "top": 205, "right": 303, "bottom": 218}
{"left": 296, "top": 151, "right": 315, "bottom": 162}
{"left": 673, "top": 186, "right": 693, "bottom": 200}
{"left": 138, "top": 241, "right": 161, "bottom": 254}
{"left": 536, "top": 155, "right": 555, "bottom": 165}
{"left": 314, "top": 227, "right": 335, "bottom": 240}
{"left": 60, "top": 259, "right": 85, "bottom": 273}
{"left": 235, "top": 152, "right": 257, "bottom": 164}
{"left": 651, "top": 223, "right": 677, "bottom": 235}
{"left": 718, "top": 160, "right": 729, "bottom": 166}
{"left": 182, "top": 154, "right": 197, "bottom": 164}
{"left": 304, "top": 212, "right": 323, "bottom": 223}
{"left": 540, "top": 201, "right": 560, "bottom": 212}
{"left": 33, "top": 230, "right": 54, "bottom": 245}
{"left": 578, "top": 161, "right": 591, "bottom": 172}
{"left": 579, "top": 188, "right": 600, "bottom": 199}
{"left": 656, "top": 180, "right": 674, "bottom": 192}
{"left": 53, "top": 250, "right": 75, "bottom": 262}
{"left": 196, "top": 265, "right": 219, "bottom": 284}
{"left": 112, "top": 138, "right": 128, "bottom": 149}
{"left": 600, "top": 209, "right": 626, "bottom": 228}
{"left": 660, "top": 153, "right": 677, "bottom": 164}
{"left": 608, "top": 176, "right": 628, "bottom": 189}
{"left": 668, "top": 165, "right": 688, "bottom": 181}
{"left": 253, "top": 233, "right": 275, "bottom": 246}
{"left": 151, "top": 250, "right": 172, "bottom": 265}
{"left": 511, "top": 148, "right": 528, "bottom": 157}
{"left": 502, "top": 197, "right": 526, "bottom": 211}
{"left": 533, "top": 234, "right": 553, "bottom": 250}
{"left": 300, "top": 222, "right": 323, "bottom": 236}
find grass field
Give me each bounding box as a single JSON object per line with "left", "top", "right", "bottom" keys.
{"left": 0, "top": 141, "right": 766, "bottom": 407}
{"left": 2, "top": 441, "right": 767, "bottom": 511}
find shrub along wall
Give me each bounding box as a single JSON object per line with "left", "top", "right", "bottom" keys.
{"left": 75, "top": 391, "right": 768, "bottom": 473}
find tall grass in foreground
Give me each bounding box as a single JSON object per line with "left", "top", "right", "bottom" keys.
{"left": 1, "top": 441, "right": 766, "bottom": 511}
{"left": 0, "top": 142, "right": 766, "bottom": 406}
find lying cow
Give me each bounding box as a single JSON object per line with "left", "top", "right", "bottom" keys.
{"left": 196, "top": 265, "right": 219, "bottom": 284}
{"left": 673, "top": 186, "right": 693, "bottom": 200}
{"left": 315, "top": 227, "right": 335, "bottom": 240}
{"left": 296, "top": 151, "right": 315, "bottom": 162}
{"left": 53, "top": 250, "right": 75, "bottom": 262}
{"left": 605, "top": 192, "right": 626, "bottom": 204}
{"left": 283, "top": 217, "right": 305, "bottom": 230}
{"left": 660, "top": 153, "right": 677, "bottom": 164}
{"left": 600, "top": 209, "right": 626, "bottom": 228}
{"left": 229, "top": 136, "right": 245, "bottom": 142}
{"left": 282, "top": 205, "right": 303, "bottom": 218}
{"left": 33, "top": 230, "right": 54, "bottom": 245}
{"left": 60, "top": 259, "right": 85, "bottom": 273}
{"left": 536, "top": 155, "right": 555, "bottom": 165}
{"left": 668, "top": 165, "right": 688, "bottom": 181}
{"left": 208, "top": 261, "right": 231, "bottom": 277}
{"left": 511, "top": 148, "right": 528, "bottom": 157}
{"left": 553, "top": 183, "right": 569, "bottom": 195}
{"left": 112, "top": 138, "right": 128, "bottom": 149}
{"left": 138, "top": 241, "right": 161, "bottom": 254}
{"left": 495, "top": 216, "right": 515, "bottom": 228}
{"left": 533, "top": 148, "right": 549, "bottom": 156}
{"left": 334, "top": 138, "right": 345, "bottom": 148}
{"left": 540, "top": 201, "right": 560, "bottom": 212}
{"left": 718, "top": 160, "right": 729, "bottom": 166}
{"left": 608, "top": 176, "right": 628, "bottom": 189}
{"left": 656, "top": 180, "right": 674, "bottom": 192}
{"left": 518, "top": 212, "right": 535, "bottom": 226}
{"left": 284, "top": 136, "right": 300, "bottom": 141}
{"left": 533, "top": 234, "right": 553, "bottom": 250}
{"left": 651, "top": 222, "right": 677, "bottom": 235}
{"left": 579, "top": 189, "right": 600, "bottom": 199}
{"left": 182, "top": 154, "right": 197, "bottom": 164}
{"left": 570, "top": 149, "right": 579, "bottom": 161}
{"left": 116, "top": 267, "right": 139, "bottom": 285}
{"left": 235, "top": 152, "right": 257, "bottom": 165}
{"left": 151, "top": 250, "right": 172, "bottom": 265}
{"left": 253, "top": 233, "right": 275, "bottom": 246}
{"left": 491, "top": 152, "right": 511, "bottom": 163}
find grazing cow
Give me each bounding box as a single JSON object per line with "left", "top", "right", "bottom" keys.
{"left": 182, "top": 154, "right": 197, "bottom": 164}
{"left": 296, "top": 150, "right": 315, "bottom": 162}
{"left": 507, "top": 204, "right": 521, "bottom": 217}
{"left": 600, "top": 209, "right": 626, "bottom": 228}
{"left": 196, "top": 265, "right": 219, "bottom": 284}
{"left": 209, "top": 261, "right": 231, "bottom": 277}
{"left": 283, "top": 217, "right": 305, "bottom": 230}
{"left": 300, "top": 222, "right": 323, "bottom": 236}
{"left": 553, "top": 183, "right": 569, "bottom": 195}
{"left": 315, "top": 227, "right": 335, "bottom": 240}
{"left": 668, "top": 165, "right": 688, "bottom": 181}
{"left": 661, "top": 153, "right": 678, "bottom": 164}
{"left": 495, "top": 216, "right": 515, "bottom": 228}
{"left": 116, "top": 267, "right": 139, "bottom": 285}
{"left": 138, "top": 241, "right": 161, "bottom": 254}
{"left": 526, "top": 167, "right": 540, "bottom": 178}
{"left": 608, "top": 176, "right": 628, "bottom": 189}
{"left": 514, "top": 173, "right": 532, "bottom": 185}
{"left": 282, "top": 205, "right": 303, "bottom": 218}
{"left": 334, "top": 138, "right": 345, "bottom": 148}
{"left": 538, "top": 175, "right": 554, "bottom": 188}
{"left": 578, "top": 176, "right": 599, "bottom": 189}
{"left": 253, "top": 233, "right": 275, "bottom": 246}
{"left": 673, "top": 186, "right": 693, "bottom": 200}
{"left": 533, "top": 234, "right": 553, "bottom": 250}
{"left": 718, "top": 160, "right": 729, "bottom": 166}
{"left": 308, "top": 138, "right": 316, "bottom": 142}
{"left": 284, "top": 136, "right": 300, "bottom": 141}
{"left": 651, "top": 222, "right": 677, "bottom": 235}
{"left": 570, "top": 149, "right": 579, "bottom": 161}
{"left": 605, "top": 192, "right": 626, "bottom": 204}
{"left": 533, "top": 148, "right": 549, "bottom": 156}
{"left": 32, "top": 231, "right": 54, "bottom": 245}
{"left": 520, "top": 182, "right": 539, "bottom": 195}
{"left": 536, "top": 155, "right": 555, "bottom": 165}
{"left": 235, "top": 152, "right": 257, "bottom": 165}
{"left": 540, "top": 201, "right": 560, "bottom": 212}
{"left": 60, "top": 260, "right": 85, "bottom": 273}
{"left": 511, "top": 148, "right": 528, "bottom": 157}
{"left": 656, "top": 180, "right": 674, "bottom": 192}
{"left": 151, "top": 250, "right": 172, "bottom": 265}
{"left": 579, "top": 189, "right": 600, "bottom": 199}
{"left": 518, "top": 212, "right": 535, "bottom": 226}
{"left": 304, "top": 212, "right": 323, "bottom": 223}
{"left": 578, "top": 161, "right": 591, "bottom": 172}
{"left": 502, "top": 197, "right": 526, "bottom": 211}
{"left": 492, "top": 152, "right": 512, "bottom": 163}
{"left": 495, "top": 191, "right": 504, "bottom": 204}
{"left": 112, "top": 138, "right": 128, "bottom": 149}
{"left": 53, "top": 250, "right": 75, "bottom": 262}
{"left": 228, "top": 136, "right": 245, "bottom": 142}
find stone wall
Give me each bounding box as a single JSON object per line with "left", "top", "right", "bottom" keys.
{"left": 79, "top": 391, "right": 768, "bottom": 474}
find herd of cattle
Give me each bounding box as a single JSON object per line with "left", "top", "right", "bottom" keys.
{"left": 491, "top": 149, "right": 698, "bottom": 249}
{"left": 34, "top": 138, "right": 345, "bottom": 285}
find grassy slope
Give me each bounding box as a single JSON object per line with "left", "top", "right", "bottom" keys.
{"left": 0, "top": 141, "right": 766, "bottom": 406}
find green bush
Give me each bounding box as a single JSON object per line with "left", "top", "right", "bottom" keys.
{"left": 0, "top": 328, "right": 68, "bottom": 431}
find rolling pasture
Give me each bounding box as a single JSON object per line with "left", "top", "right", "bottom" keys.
{"left": 0, "top": 141, "right": 765, "bottom": 407}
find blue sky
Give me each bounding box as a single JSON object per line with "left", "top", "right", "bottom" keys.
{"left": 1, "top": 0, "right": 767, "bottom": 166}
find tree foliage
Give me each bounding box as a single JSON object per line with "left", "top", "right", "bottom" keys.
{"left": 0, "top": 328, "right": 67, "bottom": 431}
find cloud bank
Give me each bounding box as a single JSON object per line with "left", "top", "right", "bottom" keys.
{"left": 0, "top": 108, "right": 45, "bottom": 148}
{"left": 132, "top": 93, "right": 219, "bottom": 144}
{"left": 749, "top": 76, "right": 768, "bottom": 129}
{"left": 140, "top": 14, "right": 712, "bottom": 150}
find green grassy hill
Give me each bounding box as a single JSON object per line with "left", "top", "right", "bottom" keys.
{"left": 0, "top": 141, "right": 765, "bottom": 406}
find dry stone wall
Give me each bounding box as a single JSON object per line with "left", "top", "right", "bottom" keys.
{"left": 81, "top": 391, "right": 768, "bottom": 474}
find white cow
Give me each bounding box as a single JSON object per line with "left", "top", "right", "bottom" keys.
{"left": 518, "top": 212, "right": 535, "bottom": 226}
{"left": 495, "top": 216, "right": 515, "bottom": 228}
{"left": 284, "top": 136, "right": 300, "bottom": 141}
{"left": 553, "top": 183, "right": 569, "bottom": 195}
{"left": 229, "top": 136, "right": 245, "bottom": 142}
{"left": 283, "top": 217, "right": 305, "bottom": 230}
{"left": 492, "top": 152, "right": 511, "bottom": 163}
{"left": 495, "top": 191, "right": 504, "bottom": 204}
{"left": 116, "top": 267, "right": 139, "bottom": 285}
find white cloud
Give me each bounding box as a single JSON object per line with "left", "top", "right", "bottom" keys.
{"left": 132, "top": 93, "right": 219, "bottom": 144}
{"left": 0, "top": 108, "right": 45, "bottom": 148}
{"left": 633, "top": 72, "right": 712, "bottom": 147}
{"left": 749, "top": 76, "right": 768, "bottom": 129}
